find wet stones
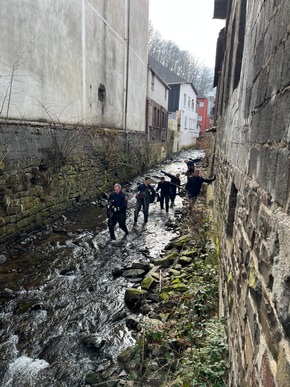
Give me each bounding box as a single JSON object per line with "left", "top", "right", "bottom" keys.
{"left": 122, "top": 269, "right": 146, "bottom": 278}
{"left": 0, "top": 254, "right": 7, "bottom": 264}
{"left": 140, "top": 276, "right": 158, "bottom": 291}
{"left": 179, "top": 255, "right": 193, "bottom": 265}
{"left": 124, "top": 288, "right": 148, "bottom": 304}
{"left": 82, "top": 337, "right": 106, "bottom": 353}
{"left": 117, "top": 346, "right": 135, "bottom": 364}
{"left": 154, "top": 250, "right": 178, "bottom": 268}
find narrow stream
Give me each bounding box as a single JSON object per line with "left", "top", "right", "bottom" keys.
{"left": 0, "top": 150, "right": 204, "bottom": 386}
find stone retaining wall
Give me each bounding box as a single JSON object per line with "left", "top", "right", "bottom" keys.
{"left": 213, "top": 0, "right": 290, "bottom": 385}
{"left": 0, "top": 122, "right": 171, "bottom": 244}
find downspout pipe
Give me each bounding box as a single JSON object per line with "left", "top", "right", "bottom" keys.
{"left": 124, "top": 0, "right": 130, "bottom": 134}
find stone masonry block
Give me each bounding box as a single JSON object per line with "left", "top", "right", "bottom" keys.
{"left": 260, "top": 351, "right": 275, "bottom": 387}
{"left": 259, "top": 293, "right": 281, "bottom": 360}
{"left": 258, "top": 146, "right": 279, "bottom": 197}
{"left": 277, "top": 344, "right": 290, "bottom": 387}
{"left": 273, "top": 148, "right": 290, "bottom": 207}
{"left": 271, "top": 93, "right": 290, "bottom": 143}
{"left": 249, "top": 147, "right": 259, "bottom": 180}
{"left": 246, "top": 297, "right": 261, "bottom": 356}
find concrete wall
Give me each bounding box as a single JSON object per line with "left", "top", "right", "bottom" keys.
{"left": 0, "top": 1, "right": 176, "bottom": 245}
{"left": 0, "top": 0, "right": 149, "bottom": 131}
{"left": 214, "top": 0, "right": 290, "bottom": 385}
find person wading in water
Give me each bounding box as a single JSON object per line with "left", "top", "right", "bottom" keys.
{"left": 161, "top": 171, "right": 181, "bottom": 208}
{"left": 134, "top": 177, "right": 156, "bottom": 224}
{"left": 107, "top": 183, "right": 129, "bottom": 240}
{"left": 156, "top": 176, "right": 171, "bottom": 212}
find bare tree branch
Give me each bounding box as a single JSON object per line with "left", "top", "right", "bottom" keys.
{"left": 148, "top": 22, "right": 214, "bottom": 95}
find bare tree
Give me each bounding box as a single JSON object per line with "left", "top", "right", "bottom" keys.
{"left": 0, "top": 52, "right": 27, "bottom": 121}
{"left": 148, "top": 22, "right": 214, "bottom": 95}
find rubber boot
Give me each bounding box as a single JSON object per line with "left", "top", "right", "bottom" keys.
{"left": 109, "top": 227, "right": 116, "bottom": 240}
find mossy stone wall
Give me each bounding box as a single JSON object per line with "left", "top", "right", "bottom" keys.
{"left": 0, "top": 123, "right": 171, "bottom": 243}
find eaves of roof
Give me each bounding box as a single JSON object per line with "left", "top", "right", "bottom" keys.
{"left": 213, "top": 0, "right": 228, "bottom": 19}
{"left": 168, "top": 82, "right": 198, "bottom": 96}
{"left": 148, "top": 66, "right": 171, "bottom": 90}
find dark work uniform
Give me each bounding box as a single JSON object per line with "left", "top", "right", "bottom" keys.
{"left": 162, "top": 172, "right": 181, "bottom": 206}
{"left": 134, "top": 183, "right": 156, "bottom": 223}
{"left": 185, "top": 160, "right": 195, "bottom": 177}
{"left": 157, "top": 180, "right": 171, "bottom": 212}
{"left": 107, "top": 191, "right": 128, "bottom": 240}
{"left": 185, "top": 175, "right": 215, "bottom": 200}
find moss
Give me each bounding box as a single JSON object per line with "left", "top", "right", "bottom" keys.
{"left": 141, "top": 276, "right": 157, "bottom": 291}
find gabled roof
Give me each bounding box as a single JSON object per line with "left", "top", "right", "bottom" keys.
{"left": 148, "top": 55, "right": 187, "bottom": 84}
{"left": 148, "top": 66, "right": 171, "bottom": 90}
{"left": 148, "top": 55, "right": 198, "bottom": 95}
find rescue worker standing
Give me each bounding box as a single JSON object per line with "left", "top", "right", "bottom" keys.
{"left": 134, "top": 177, "right": 156, "bottom": 223}
{"left": 161, "top": 171, "right": 181, "bottom": 208}
{"left": 185, "top": 170, "right": 216, "bottom": 203}
{"left": 184, "top": 159, "right": 195, "bottom": 178}
{"left": 156, "top": 177, "right": 171, "bottom": 212}
{"left": 107, "top": 183, "right": 129, "bottom": 240}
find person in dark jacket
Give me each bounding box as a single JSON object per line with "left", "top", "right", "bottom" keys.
{"left": 156, "top": 177, "right": 172, "bottom": 212}
{"left": 185, "top": 170, "right": 216, "bottom": 202}
{"left": 107, "top": 183, "right": 129, "bottom": 240}
{"left": 134, "top": 177, "right": 156, "bottom": 223}
{"left": 161, "top": 171, "right": 181, "bottom": 208}
{"left": 184, "top": 159, "right": 195, "bottom": 177}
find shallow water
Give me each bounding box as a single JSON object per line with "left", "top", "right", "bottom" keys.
{"left": 0, "top": 150, "right": 204, "bottom": 386}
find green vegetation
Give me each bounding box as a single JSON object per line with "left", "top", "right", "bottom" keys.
{"left": 128, "top": 204, "right": 228, "bottom": 386}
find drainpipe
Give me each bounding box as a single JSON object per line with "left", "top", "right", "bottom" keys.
{"left": 82, "top": 0, "right": 87, "bottom": 124}
{"left": 124, "top": 0, "right": 130, "bottom": 139}
{"left": 124, "top": 0, "right": 130, "bottom": 132}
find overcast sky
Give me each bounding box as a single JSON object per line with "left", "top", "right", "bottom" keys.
{"left": 149, "top": 0, "right": 225, "bottom": 68}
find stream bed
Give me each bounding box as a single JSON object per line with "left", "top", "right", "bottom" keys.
{"left": 0, "top": 150, "right": 204, "bottom": 386}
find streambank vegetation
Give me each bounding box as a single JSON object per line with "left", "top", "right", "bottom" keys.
{"left": 116, "top": 192, "right": 229, "bottom": 386}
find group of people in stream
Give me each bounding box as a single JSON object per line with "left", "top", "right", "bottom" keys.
{"left": 106, "top": 158, "right": 216, "bottom": 241}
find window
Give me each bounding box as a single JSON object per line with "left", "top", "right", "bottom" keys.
{"left": 226, "top": 183, "right": 238, "bottom": 237}
{"left": 191, "top": 99, "right": 194, "bottom": 110}
{"left": 165, "top": 89, "right": 167, "bottom": 101}
{"left": 98, "top": 84, "right": 106, "bottom": 102}
{"left": 199, "top": 101, "right": 204, "bottom": 107}
{"left": 184, "top": 94, "right": 187, "bottom": 106}
{"left": 188, "top": 97, "right": 191, "bottom": 108}
{"left": 151, "top": 74, "right": 155, "bottom": 91}
{"left": 198, "top": 116, "right": 203, "bottom": 121}
{"left": 184, "top": 117, "right": 188, "bottom": 129}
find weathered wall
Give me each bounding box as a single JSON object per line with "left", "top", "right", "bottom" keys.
{"left": 214, "top": 0, "right": 290, "bottom": 385}
{"left": 0, "top": 0, "right": 149, "bottom": 131}
{"left": 0, "top": 122, "right": 169, "bottom": 245}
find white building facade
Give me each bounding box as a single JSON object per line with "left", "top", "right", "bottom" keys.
{"left": 168, "top": 82, "right": 199, "bottom": 151}
{"left": 0, "top": 0, "right": 149, "bottom": 132}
